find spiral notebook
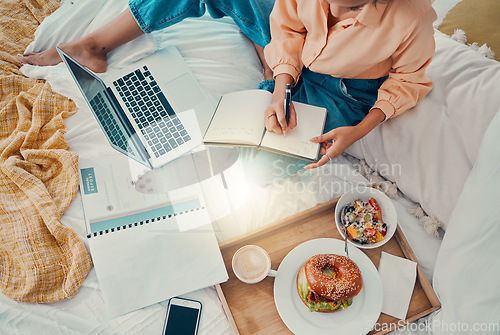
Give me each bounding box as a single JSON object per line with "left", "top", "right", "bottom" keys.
{"left": 79, "top": 155, "right": 228, "bottom": 317}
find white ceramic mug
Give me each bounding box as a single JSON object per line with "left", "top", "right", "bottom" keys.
{"left": 231, "top": 245, "right": 278, "bottom": 284}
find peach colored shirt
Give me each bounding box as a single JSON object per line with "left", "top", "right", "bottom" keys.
{"left": 264, "top": 0, "right": 437, "bottom": 120}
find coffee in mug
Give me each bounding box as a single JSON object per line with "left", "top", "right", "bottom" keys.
{"left": 232, "top": 245, "right": 277, "bottom": 284}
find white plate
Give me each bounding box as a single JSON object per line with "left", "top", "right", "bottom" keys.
{"left": 274, "top": 238, "right": 382, "bottom": 335}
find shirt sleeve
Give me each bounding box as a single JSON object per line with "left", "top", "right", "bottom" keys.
{"left": 372, "top": 7, "right": 437, "bottom": 120}
{"left": 264, "top": 0, "right": 306, "bottom": 84}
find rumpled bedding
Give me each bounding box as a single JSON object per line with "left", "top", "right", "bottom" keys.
{"left": 4, "top": 0, "right": 475, "bottom": 333}
{"left": 0, "top": 0, "right": 92, "bottom": 303}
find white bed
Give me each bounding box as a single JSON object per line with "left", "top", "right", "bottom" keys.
{"left": 2, "top": 0, "right": 499, "bottom": 333}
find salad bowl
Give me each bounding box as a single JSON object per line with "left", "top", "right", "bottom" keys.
{"left": 335, "top": 186, "right": 397, "bottom": 249}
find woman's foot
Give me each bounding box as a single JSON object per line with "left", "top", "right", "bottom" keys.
{"left": 17, "top": 8, "right": 144, "bottom": 73}
{"left": 17, "top": 39, "right": 109, "bottom": 73}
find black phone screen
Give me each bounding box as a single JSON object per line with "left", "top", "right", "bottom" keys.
{"left": 164, "top": 304, "right": 200, "bottom": 335}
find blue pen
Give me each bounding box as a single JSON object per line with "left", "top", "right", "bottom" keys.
{"left": 283, "top": 83, "right": 291, "bottom": 136}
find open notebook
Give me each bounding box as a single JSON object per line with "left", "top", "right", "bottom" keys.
{"left": 203, "top": 90, "right": 327, "bottom": 161}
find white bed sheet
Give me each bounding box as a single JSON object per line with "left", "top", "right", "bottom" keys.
{"left": 347, "top": 30, "right": 500, "bottom": 234}
{"left": 5, "top": 0, "right": 443, "bottom": 333}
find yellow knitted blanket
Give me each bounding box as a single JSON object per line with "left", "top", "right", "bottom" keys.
{"left": 0, "top": 0, "right": 92, "bottom": 302}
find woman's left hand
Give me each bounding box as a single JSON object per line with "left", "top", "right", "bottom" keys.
{"left": 304, "top": 126, "right": 362, "bottom": 169}
{"left": 304, "top": 108, "right": 386, "bottom": 169}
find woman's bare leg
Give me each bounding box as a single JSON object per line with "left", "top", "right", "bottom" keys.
{"left": 18, "top": 5, "right": 273, "bottom": 78}
{"left": 17, "top": 8, "right": 143, "bottom": 73}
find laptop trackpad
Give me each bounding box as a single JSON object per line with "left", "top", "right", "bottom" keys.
{"left": 163, "top": 73, "right": 205, "bottom": 112}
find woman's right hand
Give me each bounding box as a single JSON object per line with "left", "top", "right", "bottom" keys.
{"left": 264, "top": 74, "right": 297, "bottom": 135}
{"left": 264, "top": 100, "right": 297, "bottom": 135}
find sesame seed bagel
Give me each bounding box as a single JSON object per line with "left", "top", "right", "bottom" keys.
{"left": 304, "top": 254, "right": 363, "bottom": 301}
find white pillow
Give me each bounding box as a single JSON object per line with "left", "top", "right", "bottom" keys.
{"left": 347, "top": 30, "right": 500, "bottom": 230}
{"left": 430, "top": 108, "right": 500, "bottom": 334}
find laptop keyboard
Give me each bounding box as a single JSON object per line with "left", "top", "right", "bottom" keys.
{"left": 113, "top": 66, "right": 191, "bottom": 158}
{"left": 90, "top": 93, "right": 129, "bottom": 152}
{"left": 113, "top": 66, "right": 192, "bottom": 159}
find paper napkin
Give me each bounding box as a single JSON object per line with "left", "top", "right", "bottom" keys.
{"left": 378, "top": 251, "right": 417, "bottom": 320}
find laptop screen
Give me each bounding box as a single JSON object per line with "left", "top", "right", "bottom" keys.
{"left": 62, "top": 53, "right": 106, "bottom": 102}
{"left": 58, "top": 48, "right": 152, "bottom": 169}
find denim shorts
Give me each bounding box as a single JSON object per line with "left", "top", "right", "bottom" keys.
{"left": 129, "top": 0, "right": 274, "bottom": 47}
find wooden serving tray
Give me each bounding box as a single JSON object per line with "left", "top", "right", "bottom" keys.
{"left": 216, "top": 197, "right": 441, "bottom": 335}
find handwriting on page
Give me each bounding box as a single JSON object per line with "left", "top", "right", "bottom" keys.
{"left": 284, "top": 140, "right": 317, "bottom": 157}
{"left": 263, "top": 132, "right": 317, "bottom": 158}
{"left": 209, "top": 126, "right": 257, "bottom": 139}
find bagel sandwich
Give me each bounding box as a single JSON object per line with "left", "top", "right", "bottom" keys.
{"left": 296, "top": 254, "right": 363, "bottom": 313}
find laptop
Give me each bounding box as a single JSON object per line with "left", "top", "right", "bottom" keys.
{"left": 58, "top": 45, "right": 216, "bottom": 169}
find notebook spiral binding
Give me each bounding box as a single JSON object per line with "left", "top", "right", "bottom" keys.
{"left": 86, "top": 206, "right": 206, "bottom": 238}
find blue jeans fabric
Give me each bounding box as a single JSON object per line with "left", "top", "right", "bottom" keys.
{"left": 128, "top": 0, "right": 386, "bottom": 184}
{"left": 129, "top": 0, "right": 273, "bottom": 47}
{"left": 295, "top": 69, "right": 387, "bottom": 131}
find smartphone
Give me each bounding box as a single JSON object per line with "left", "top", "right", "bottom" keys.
{"left": 162, "top": 297, "right": 202, "bottom": 335}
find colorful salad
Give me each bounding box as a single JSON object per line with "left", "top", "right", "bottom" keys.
{"left": 340, "top": 198, "right": 387, "bottom": 244}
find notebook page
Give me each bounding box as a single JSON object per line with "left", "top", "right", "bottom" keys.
{"left": 260, "top": 101, "right": 326, "bottom": 160}
{"left": 203, "top": 90, "right": 271, "bottom": 146}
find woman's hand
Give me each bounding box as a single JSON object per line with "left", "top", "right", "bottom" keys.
{"left": 304, "top": 108, "right": 386, "bottom": 169}
{"left": 264, "top": 100, "right": 297, "bottom": 135}
{"left": 264, "top": 73, "right": 296, "bottom": 135}
{"left": 304, "top": 126, "right": 362, "bottom": 169}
